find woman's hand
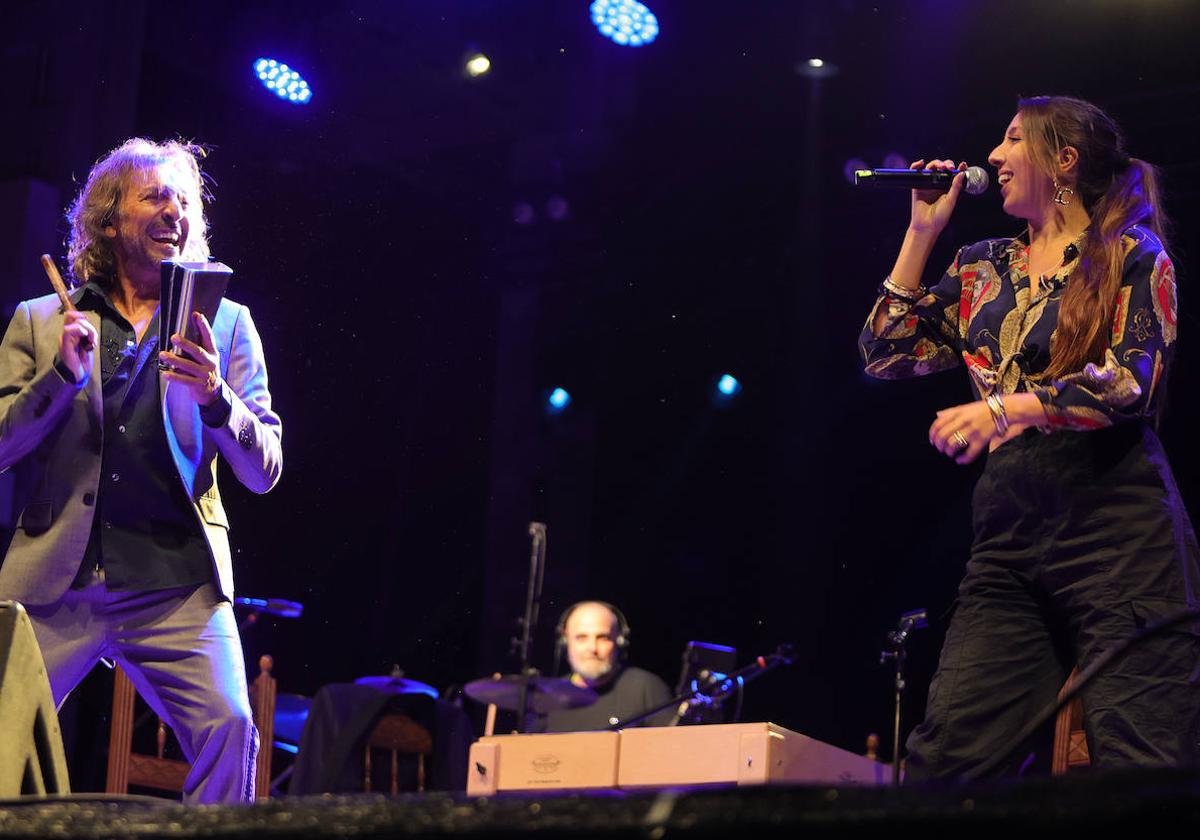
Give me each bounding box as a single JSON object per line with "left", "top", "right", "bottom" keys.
{"left": 908, "top": 159, "right": 967, "bottom": 236}
{"left": 930, "top": 393, "right": 1047, "bottom": 464}
{"left": 159, "top": 312, "right": 223, "bottom": 406}
{"left": 929, "top": 399, "right": 998, "bottom": 465}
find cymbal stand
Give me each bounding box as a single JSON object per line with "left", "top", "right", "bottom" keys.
{"left": 879, "top": 608, "right": 928, "bottom": 786}
{"left": 511, "top": 522, "right": 548, "bottom": 732}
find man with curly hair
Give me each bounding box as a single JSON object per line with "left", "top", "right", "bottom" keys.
{"left": 0, "top": 138, "right": 282, "bottom": 802}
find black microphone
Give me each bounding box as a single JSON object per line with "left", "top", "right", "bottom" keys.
{"left": 854, "top": 166, "right": 989, "bottom": 195}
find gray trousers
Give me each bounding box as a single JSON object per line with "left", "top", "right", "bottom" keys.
{"left": 25, "top": 571, "right": 257, "bottom": 803}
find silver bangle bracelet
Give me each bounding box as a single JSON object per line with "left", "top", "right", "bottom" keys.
{"left": 986, "top": 392, "right": 1010, "bottom": 436}
{"left": 882, "top": 276, "right": 926, "bottom": 302}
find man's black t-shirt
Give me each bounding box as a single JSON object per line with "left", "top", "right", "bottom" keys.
{"left": 544, "top": 666, "right": 674, "bottom": 732}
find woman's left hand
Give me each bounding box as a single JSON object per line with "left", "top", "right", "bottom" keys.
{"left": 160, "top": 312, "right": 223, "bottom": 407}
{"left": 929, "top": 400, "right": 996, "bottom": 464}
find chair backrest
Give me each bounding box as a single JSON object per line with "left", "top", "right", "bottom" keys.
{"left": 363, "top": 713, "right": 433, "bottom": 795}
{"left": 105, "top": 655, "right": 277, "bottom": 799}
{"left": 1051, "top": 667, "right": 1090, "bottom": 775}
{"left": 251, "top": 656, "right": 277, "bottom": 797}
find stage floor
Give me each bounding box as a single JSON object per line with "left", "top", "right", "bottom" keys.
{"left": 3, "top": 770, "right": 1200, "bottom": 837}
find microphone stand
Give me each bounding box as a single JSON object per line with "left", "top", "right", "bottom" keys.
{"left": 511, "top": 522, "right": 547, "bottom": 732}
{"left": 879, "top": 608, "right": 927, "bottom": 786}
{"left": 610, "top": 645, "right": 795, "bottom": 730}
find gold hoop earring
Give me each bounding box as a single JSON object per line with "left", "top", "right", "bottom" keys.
{"left": 1053, "top": 179, "right": 1074, "bottom": 207}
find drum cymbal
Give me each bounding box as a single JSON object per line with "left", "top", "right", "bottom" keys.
{"left": 355, "top": 675, "right": 439, "bottom": 699}
{"left": 464, "top": 675, "right": 597, "bottom": 713}
{"left": 273, "top": 693, "right": 312, "bottom": 746}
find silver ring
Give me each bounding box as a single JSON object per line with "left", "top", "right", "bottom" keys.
{"left": 951, "top": 431, "right": 968, "bottom": 451}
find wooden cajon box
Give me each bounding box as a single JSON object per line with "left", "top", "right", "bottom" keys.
{"left": 617, "top": 722, "right": 888, "bottom": 787}
{"left": 467, "top": 731, "right": 620, "bottom": 795}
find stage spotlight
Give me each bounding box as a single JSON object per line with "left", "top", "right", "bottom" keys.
{"left": 590, "top": 0, "right": 659, "bottom": 47}
{"left": 254, "top": 58, "right": 312, "bottom": 104}
{"left": 466, "top": 53, "right": 491, "bottom": 77}
{"left": 548, "top": 388, "right": 572, "bottom": 412}
{"left": 795, "top": 58, "right": 838, "bottom": 79}
{"left": 717, "top": 374, "right": 742, "bottom": 397}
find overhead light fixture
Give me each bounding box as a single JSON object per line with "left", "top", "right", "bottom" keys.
{"left": 254, "top": 58, "right": 312, "bottom": 104}
{"left": 590, "top": 0, "right": 660, "bottom": 47}
{"left": 466, "top": 53, "right": 491, "bottom": 77}
{"left": 795, "top": 58, "right": 838, "bottom": 79}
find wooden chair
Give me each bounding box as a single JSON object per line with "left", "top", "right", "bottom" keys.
{"left": 105, "top": 654, "right": 278, "bottom": 799}
{"left": 363, "top": 713, "right": 433, "bottom": 794}
{"left": 1051, "top": 667, "right": 1090, "bottom": 775}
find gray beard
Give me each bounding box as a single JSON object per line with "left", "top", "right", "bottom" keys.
{"left": 573, "top": 659, "right": 617, "bottom": 684}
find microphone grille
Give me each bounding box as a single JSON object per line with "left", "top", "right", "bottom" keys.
{"left": 964, "top": 166, "right": 990, "bottom": 195}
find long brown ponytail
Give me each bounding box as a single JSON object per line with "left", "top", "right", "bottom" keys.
{"left": 1017, "top": 96, "right": 1169, "bottom": 381}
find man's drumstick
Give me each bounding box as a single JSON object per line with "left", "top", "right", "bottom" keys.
{"left": 41, "top": 254, "right": 93, "bottom": 350}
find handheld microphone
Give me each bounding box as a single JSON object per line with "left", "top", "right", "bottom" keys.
{"left": 854, "top": 166, "right": 989, "bottom": 195}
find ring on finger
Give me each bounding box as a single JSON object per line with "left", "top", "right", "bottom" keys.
{"left": 951, "top": 431, "right": 968, "bottom": 451}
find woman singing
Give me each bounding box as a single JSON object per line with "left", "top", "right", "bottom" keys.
{"left": 860, "top": 96, "right": 1200, "bottom": 779}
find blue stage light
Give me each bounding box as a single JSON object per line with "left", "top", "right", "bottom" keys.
{"left": 590, "top": 0, "right": 659, "bottom": 47}
{"left": 717, "top": 374, "right": 741, "bottom": 397}
{"left": 254, "top": 58, "right": 312, "bottom": 105}
{"left": 548, "top": 387, "right": 572, "bottom": 412}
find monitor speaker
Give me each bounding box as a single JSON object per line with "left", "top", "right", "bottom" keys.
{"left": 0, "top": 600, "right": 70, "bottom": 796}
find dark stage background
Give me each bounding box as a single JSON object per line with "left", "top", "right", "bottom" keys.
{"left": 2, "top": 0, "right": 1199, "bottom": 783}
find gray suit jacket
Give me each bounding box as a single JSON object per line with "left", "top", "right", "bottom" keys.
{"left": 0, "top": 290, "right": 283, "bottom": 606}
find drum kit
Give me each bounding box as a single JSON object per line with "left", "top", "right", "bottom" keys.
{"left": 237, "top": 570, "right": 598, "bottom": 754}
{"left": 355, "top": 670, "right": 441, "bottom": 699}
{"left": 238, "top": 508, "right": 797, "bottom": 746}
{"left": 245, "top": 522, "right": 782, "bottom": 741}
{"left": 271, "top": 671, "right": 594, "bottom": 756}
{"left": 353, "top": 523, "right": 599, "bottom": 726}
{"left": 467, "top": 522, "right": 599, "bottom": 728}
{"left": 462, "top": 674, "right": 595, "bottom": 714}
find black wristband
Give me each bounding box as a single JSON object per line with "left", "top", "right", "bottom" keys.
{"left": 199, "top": 382, "right": 233, "bottom": 428}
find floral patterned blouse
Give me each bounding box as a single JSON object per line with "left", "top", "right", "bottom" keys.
{"left": 858, "top": 226, "right": 1178, "bottom": 430}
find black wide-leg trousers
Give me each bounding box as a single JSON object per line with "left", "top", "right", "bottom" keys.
{"left": 905, "top": 423, "right": 1200, "bottom": 781}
